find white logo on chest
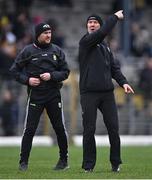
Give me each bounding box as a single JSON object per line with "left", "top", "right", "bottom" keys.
{"left": 42, "top": 54, "right": 48, "bottom": 56}
{"left": 32, "top": 58, "right": 38, "bottom": 61}
{"left": 58, "top": 102, "right": 62, "bottom": 108}
{"left": 107, "top": 47, "right": 111, "bottom": 52}
{"left": 53, "top": 54, "right": 57, "bottom": 61}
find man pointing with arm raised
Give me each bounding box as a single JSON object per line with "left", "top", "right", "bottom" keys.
{"left": 78, "top": 10, "right": 134, "bottom": 173}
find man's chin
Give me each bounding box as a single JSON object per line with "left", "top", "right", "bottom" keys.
{"left": 89, "top": 30, "right": 95, "bottom": 33}
{"left": 45, "top": 41, "right": 51, "bottom": 44}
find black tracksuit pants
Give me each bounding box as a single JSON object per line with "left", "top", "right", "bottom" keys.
{"left": 80, "top": 91, "right": 122, "bottom": 170}
{"left": 20, "top": 95, "right": 68, "bottom": 164}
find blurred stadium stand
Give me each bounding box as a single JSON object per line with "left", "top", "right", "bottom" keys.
{"left": 1, "top": 0, "right": 152, "bottom": 142}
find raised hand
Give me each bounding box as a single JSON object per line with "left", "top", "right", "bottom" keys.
{"left": 114, "top": 10, "right": 124, "bottom": 20}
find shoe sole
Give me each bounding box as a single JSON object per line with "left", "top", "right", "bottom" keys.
{"left": 19, "top": 167, "right": 28, "bottom": 171}
{"left": 64, "top": 166, "right": 70, "bottom": 170}
{"left": 84, "top": 170, "right": 93, "bottom": 173}
{"left": 112, "top": 168, "right": 120, "bottom": 172}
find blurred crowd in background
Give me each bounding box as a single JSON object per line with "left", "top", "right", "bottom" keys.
{"left": 0, "top": 0, "right": 152, "bottom": 137}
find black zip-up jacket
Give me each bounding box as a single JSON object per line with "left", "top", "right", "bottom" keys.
{"left": 78, "top": 15, "right": 128, "bottom": 94}
{"left": 10, "top": 43, "right": 70, "bottom": 103}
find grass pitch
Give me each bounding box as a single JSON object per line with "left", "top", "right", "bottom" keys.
{"left": 0, "top": 145, "right": 152, "bottom": 179}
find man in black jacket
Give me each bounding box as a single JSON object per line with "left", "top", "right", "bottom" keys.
{"left": 10, "top": 23, "right": 70, "bottom": 171}
{"left": 78, "top": 10, "right": 134, "bottom": 172}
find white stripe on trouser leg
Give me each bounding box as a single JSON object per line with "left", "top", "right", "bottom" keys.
{"left": 23, "top": 89, "right": 32, "bottom": 134}
{"left": 61, "top": 100, "right": 68, "bottom": 138}
{"left": 20, "top": 89, "right": 32, "bottom": 154}
{"left": 61, "top": 100, "right": 69, "bottom": 158}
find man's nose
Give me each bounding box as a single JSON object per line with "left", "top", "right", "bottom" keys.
{"left": 47, "top": 34, "right": 51, "bottom": 38}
